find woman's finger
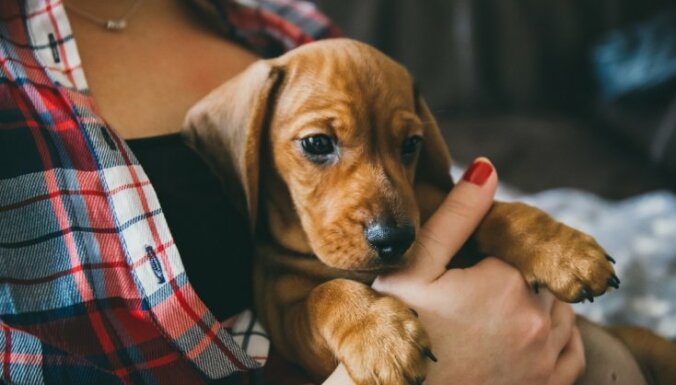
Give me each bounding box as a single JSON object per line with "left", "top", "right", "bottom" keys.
{"left": 532, "top": 288, "right": 557, "bottom": 313}
{"left": 399, "top": 158, "right": 498, "bottom": 282}
{"left": 547, "top": 327, "right": 586, "bottom": 385}
{"left": 548, "top": 300, "right": 576, "bottom": 354}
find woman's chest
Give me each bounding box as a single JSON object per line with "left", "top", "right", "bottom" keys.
{"left": 68, "top": 1, "right": 257, "bottom": 139}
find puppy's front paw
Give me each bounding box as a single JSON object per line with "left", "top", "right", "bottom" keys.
{"left": 337, "top": 296, "right": 431, "bottom": 385}
{"left": 481, "top": 202, "right": 619, "bottom": 304}
{"left": 522, "top": 224, "right": 618, "bottom": 303}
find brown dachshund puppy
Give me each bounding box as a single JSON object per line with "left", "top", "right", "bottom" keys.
{"left": 183, "top": 39, "right": 676, "bottom": 385}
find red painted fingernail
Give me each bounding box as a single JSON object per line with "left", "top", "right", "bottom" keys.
{"left": 462, "top": 158, "right": 493, "bottom": 186}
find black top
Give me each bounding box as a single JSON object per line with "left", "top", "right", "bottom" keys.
{"left": 126, "top": 134, "right": 253, "bottom": 321}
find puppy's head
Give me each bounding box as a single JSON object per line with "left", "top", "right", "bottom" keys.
{"left": 184, "top": 39, "right": 452, "bottom": 272}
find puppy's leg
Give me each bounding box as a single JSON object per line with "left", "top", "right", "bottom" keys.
{"left": 574, "top": 317, "right": 648, "bottom": 385}
{"left": 604, "top": 324, "right": 676, "bottom": 385}
{"left": 474, "top": 201, "right": 617, "bottom": 303}
{"left": 283, "top": 278, "right": 431, "bottom": 385}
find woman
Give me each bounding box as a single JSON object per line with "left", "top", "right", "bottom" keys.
{"left": 0, "top": 0, "right": 641, "bottom": 384}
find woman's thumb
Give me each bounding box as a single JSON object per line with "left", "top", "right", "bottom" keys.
{"left": 398, "top": 157, "right": 498, "bottom": 282}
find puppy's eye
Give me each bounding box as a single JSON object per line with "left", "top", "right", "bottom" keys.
{"left": 300, "top": 134, "right": 336, "bottom": 162}
{"left": 401, "top": 135, "right": 423, "bottom": 163}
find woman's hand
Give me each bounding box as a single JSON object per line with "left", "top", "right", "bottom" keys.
{"left": 324, "top": 158, "right": 585, "bottom": 385}
{"left": 375, "top": 158, "right": 585, "bottom": 385}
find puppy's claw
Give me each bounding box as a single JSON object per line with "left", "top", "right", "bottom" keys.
{"left": 531, "top": 282, "right": 540, "bottom": 294}
{"left": 410, "top": 308, "right": 419, "bottom": 318}
{"left": 606, "top": 255, "right": 616, "bottom": 264}
{"left": 422, "top": 348, "right": 437, "bottom": 363}
{"left": 608, "top": 274, "right": 620, "bottom": 289}
{"left": 579, "top": 287, "right": 594, "bottom": 303}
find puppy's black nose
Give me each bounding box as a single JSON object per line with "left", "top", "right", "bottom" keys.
{"left": 365, "top": 222, "right": 415, "bottom": 262}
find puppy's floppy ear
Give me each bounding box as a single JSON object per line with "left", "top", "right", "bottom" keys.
{"left": 182, "top": 61, "right": 285, "bottom": 229}
{"left": 414, "top": 88, "right": 455, "bottom": 221}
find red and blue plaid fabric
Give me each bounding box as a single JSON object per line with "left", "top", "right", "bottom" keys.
{"left": 0, "top": 1, "right": 339, "bottom": 384}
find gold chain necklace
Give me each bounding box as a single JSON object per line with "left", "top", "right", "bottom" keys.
{"left": 64, "top": 0, "right": 145, "bottom": 32}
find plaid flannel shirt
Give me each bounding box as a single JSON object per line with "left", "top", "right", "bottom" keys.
{"left": 0, "top": 1, "right": 339, "bottom": 384}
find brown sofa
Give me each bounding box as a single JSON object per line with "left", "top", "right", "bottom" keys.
{"left": 312, "top": 0, "right": 676, "bottom": 198}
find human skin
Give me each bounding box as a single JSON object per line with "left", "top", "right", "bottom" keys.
{"left": 66, "top": 0, "right": 258, "bottom": 139}
{"left": 323, "top": 159, "right": 585, "bottom": 385}
{"left": 323, "top": 158, "right": 647, "bottom": 385}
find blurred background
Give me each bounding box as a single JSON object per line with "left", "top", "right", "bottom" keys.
{"left": 310, "top": 0, "right": 676, "bottom": 338}
{"left": 313, "top": 0, "right": 676, "bottom": 197}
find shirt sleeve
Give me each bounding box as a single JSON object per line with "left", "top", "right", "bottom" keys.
{"left": 195, "top": 0, "right": 342, "bottom": 58}
{"left": 0, "top": 0, "right": 340, "bottom": 384}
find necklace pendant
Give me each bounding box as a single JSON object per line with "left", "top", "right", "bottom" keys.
{"left": 105, "top": 19, "right": 127, "bottom": 31}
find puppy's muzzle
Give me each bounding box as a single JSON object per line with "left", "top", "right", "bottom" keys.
{"left": 365, "top": 221, "right": 416, "bottom": 263}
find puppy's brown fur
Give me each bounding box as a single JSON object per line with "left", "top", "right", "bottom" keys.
{"left": 183, "top": 39, "right": 675, "bottom": 385}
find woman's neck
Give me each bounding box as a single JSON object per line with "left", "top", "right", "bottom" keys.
{"left": 65, "top": 0, "right": 258, "bottom": 139}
